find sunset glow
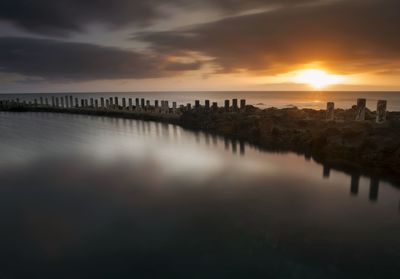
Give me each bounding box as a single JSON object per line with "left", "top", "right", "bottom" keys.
{"left": 0, "top": 0, "right": 399, "bottom": 92}
{"left": 292, "top": 69, "right": 345, "bottom": 89}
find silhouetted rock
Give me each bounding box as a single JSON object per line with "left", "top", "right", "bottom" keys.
{"left": 179, "top": 107, "right": 400, "bottom": 182}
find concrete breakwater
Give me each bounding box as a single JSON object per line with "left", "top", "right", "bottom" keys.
{"left": 1, "top": 96, "right": 400, "bottom": 183}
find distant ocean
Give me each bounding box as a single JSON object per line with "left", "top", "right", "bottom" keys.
{"left": 1, "top": 91, "right": 399, "bottom": 111}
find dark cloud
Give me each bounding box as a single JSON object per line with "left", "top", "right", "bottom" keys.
{"left": 164, "top": 61, "right": 202, "bottom": 71}
{"left": 0, "top": 37, "right": 200, "bottom": 81}
{"left": 137, "top": 0, "right": 400, "bottom": 75}
{"left": 0, "top": 0, "right": 163, "bottom": 35}
{"left": 1, "top": 0, "right": 398, "bottom": 82}
{"left": 0, "top": 0, "right": 321, "bottom": 36}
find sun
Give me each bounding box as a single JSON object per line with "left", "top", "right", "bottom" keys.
{"left": 293, "top": 69, "right": 344, "bottom": 89}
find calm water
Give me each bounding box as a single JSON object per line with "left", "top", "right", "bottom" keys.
{"left": 1, "top": 91, "right": 400, "bottom": 110}
{"left": 0, "top": 112, "right": 400, "bottom": 279}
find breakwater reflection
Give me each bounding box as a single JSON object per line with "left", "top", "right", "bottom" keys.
{"left": 0, "top": 112, "right": 400, "bottom": 279}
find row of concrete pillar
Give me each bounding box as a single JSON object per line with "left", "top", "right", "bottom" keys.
{"left": 326, "top": 98, "right": 387, "bottom": 123}
{"left": 0, "top": 97, "right": 387, "bottom": 122}
{"left": 192, "top": 98, "right": 247, "bottom": 112}
{"left": 0, "top": 96, "right": 248, "bottom": 114}
{"left": 0, "top": 96, "right": 183, "bottom": 114}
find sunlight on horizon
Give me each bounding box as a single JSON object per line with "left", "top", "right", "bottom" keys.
{"left": 292, "top": 69, "right": 345, "bottom": 89}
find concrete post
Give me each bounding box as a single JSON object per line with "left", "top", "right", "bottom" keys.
{"left": 69, "top": 96, "right": 73, "bottom": 108}
{"left": 173, "top": 102, "right": 177, "bottom": 114}
{"left": 81, "top": 99, "right": 85, "bottom": 108}
{"left": 195, "top": 100, "right": 200, "bottom": 109}
{"left": 51, "top": 96, "right": 55, "bottom": 107}
{"left": 165, "top": 101, "right": 169, "bottom": 114}
{"left": 146, "top": 100, "right": 150, "bottom": 108}
{"left": 232, "top": 99, "right": 238, "bottom": 111}
{"left": 114, "top": 97, "right": 119, "bottom": 109}
{"left": 84, "top": 99, "right": 88, "bottom": 108}
{"left": 141, "top": 98, "right": 145, "bottom": 109}
{"left": 187, "top": 103, "right": 191, "bottom": 110}
{"left": 45, "top": 98, "right": 49, "bottom": 106}
{"left": 95, "top": 99, "right": 99, "bottom": 109}
{"left": 326, "top": 102, "right": 334, "bottom": 121}
{"left": 55, "top": 97, "right": 59, "bottom": 107}
{"left": 60, "top": 97, "right": 64, "bottom": 108}
{"left": 109, "top": 97, "right": 113, "bottom": 109}
{"left": 65, "top": 96, "right": 69, "bottom": 108}
{"left": 160, "top": 100, "right": 165, "bottom": 113}
{"left": 122, "top": 98, "right": 126, "bottom": 110}
{"left": 205, "top": 100, "right": 210, "bottom": 110}
{"left": 376, "top": 100, "right": 387, "bottom": 123}
{"left": 355, "top": 98, "right": 366, "bottom": 121}
{"left": 135, "top": 98, "right": 140, "bottom": 110}
{"left": 224, "top": 100, "right": 230, "bottom": 112}
{"left": 154, "top": 100, "right": 159, "bottom": 113}
{"left": 90, "top": 98, "right": 94, "bottom": 108}
{"left": 75, "top": 98, "right": 79, "bottom": 108}
{"left": 106, "top": 99, "right": 110, "bottom": 108}
{"left": 212, "top": 102, "right": 218, "bottom": 112}
{"left": 240, "top": 99, "right": 246, "bottom": 111}
{"left": 100, "top": 97, "right": 105, "bottom": 108}
{"left": 128, "top": 98, "right": 133, "bottom": 111}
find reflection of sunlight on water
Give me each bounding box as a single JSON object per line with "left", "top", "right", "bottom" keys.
{"left": 1, "top": 112, "right": 399, "bottom": 204}
{"left": 87, "top": 119, "right": 279, "bottom": 180}
{"left": 156, "top": 148, "right": 222, "bottom": 180}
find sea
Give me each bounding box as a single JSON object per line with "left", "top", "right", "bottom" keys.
{"left": 0, "top": 92, "right": 399, "bottom": 278}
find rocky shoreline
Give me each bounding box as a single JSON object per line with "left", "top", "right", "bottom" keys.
{"left": 181, "top": 107, "right": 400, "bottom": 184}
{"left": 2, "top": 104, "right": 400, "bottom": 185}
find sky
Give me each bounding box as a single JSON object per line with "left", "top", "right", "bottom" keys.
{"left": 0, "top": 0, "right": 399, "bottom": 93}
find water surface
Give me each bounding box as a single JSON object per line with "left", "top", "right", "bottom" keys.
{"left": 0, "top": 112, "right": 399, "bottom": 278}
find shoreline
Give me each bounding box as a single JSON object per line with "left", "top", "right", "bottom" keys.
{"left": 1, "top": 104, "right": 400, "bottom": 186}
